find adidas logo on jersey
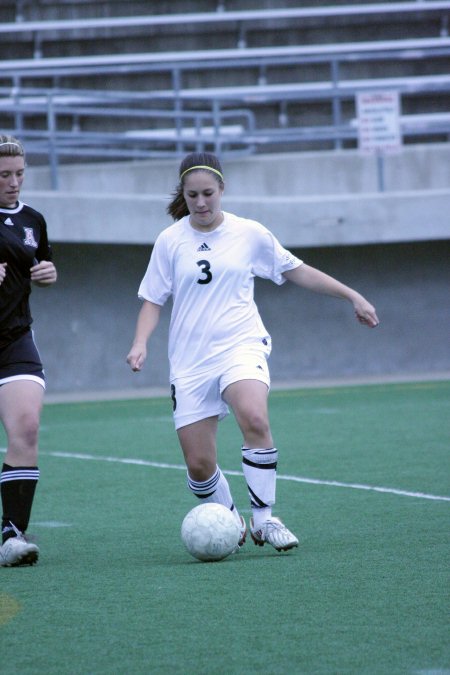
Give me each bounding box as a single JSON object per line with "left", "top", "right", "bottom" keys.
{"left": 3, "top": 217, "right": 13, "bottom": 226}
{"left": 197, "top": 242, "right": 211, "bottom": 252}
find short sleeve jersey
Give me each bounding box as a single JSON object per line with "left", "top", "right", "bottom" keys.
{"left": 138, "top": 211, "right": 302, "bottom": 379}
{"left": 0, "top": 200, "right": 52, "bottom": 346}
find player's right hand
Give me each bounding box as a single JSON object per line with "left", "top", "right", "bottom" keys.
{"left": 126, "top": 345, "right": 147, "bottom": 372}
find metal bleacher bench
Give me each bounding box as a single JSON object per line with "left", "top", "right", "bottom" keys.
{"left": 2, "top": 73, "right": 449, "bottom": 114}
{"left": 3, "top": 36, "right": 450, "bottom": 80}
{"left": 3, "top": 2, "right": 450, "bottom": 42}
{"left": 2, "top": 4, "right": 449, "bottom": 184}
{"left": 121, "top": 73, "right": 450, "bottom": 104}
{"left": 2, "top": 73, "right": 449, "bottom": 105}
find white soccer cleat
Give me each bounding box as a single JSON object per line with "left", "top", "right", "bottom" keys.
{"left": 0, "top": 534, "right": 39, "bottom": 567}
{"left": 250, "top": 516, "right": 299, "bottom": 552}
{"left": 238, "top": 515, "right": 247, "bottom": 547}
{"left": 232, "top": 515, "right": 248, "bottom": 554}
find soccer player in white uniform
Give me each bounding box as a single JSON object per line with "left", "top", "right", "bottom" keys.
{"left": 0, "top": 136, "right": 57, "bottom": 567}
{"left": 127, "top": 152, "right": 379, "bottom": 552}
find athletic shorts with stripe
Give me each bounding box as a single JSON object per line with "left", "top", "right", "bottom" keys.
{"left": 170, "top": 340, "right": 271, "bottom": 430}
{"left": 0, "top": 330, "right": 45, "bottom": 388}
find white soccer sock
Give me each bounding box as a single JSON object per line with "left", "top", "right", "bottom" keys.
{"left": 187, "top": 466, "right": 241, "bottom": 524}
{"left": 242, "top": 447, "right": 278, "bottom": 529}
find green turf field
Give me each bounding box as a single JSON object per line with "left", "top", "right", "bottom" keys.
{"left": 1, "top": 380, "right": 449, "bottom": 674}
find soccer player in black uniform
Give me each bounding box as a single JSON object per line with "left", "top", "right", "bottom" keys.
{"left": 0, "top": 135, "right": 57, "bottom": 567}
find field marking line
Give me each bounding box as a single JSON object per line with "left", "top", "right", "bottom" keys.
{"left": 44, "top": 450, "right": 450, "bottom": 503}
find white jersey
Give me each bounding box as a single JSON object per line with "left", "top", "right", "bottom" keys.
{"left": 138, "top": 211, "right": 302, "bottom": 379}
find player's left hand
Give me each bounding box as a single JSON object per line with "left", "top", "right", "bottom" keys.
{"left": 30, "top": 260, "right": 57, "bottom": 285}
{"left": 353, "top": 297, "right": 379, "bottom": 328}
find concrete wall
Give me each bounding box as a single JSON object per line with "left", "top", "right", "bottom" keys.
{"left": 20, "top": 144, "right": 450, "bottom": 396}
{"left": 23, "top": 144, "right": 450, "bottom": 248}
{"left": 30, "top": 239, "right": 450, "bottom": 396}
{"left": 25, "top": 144, "right": 450, "bottom": 195}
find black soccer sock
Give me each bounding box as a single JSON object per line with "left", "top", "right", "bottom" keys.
{"left": 1, "top": 463, "right": 40, "bottom": 542}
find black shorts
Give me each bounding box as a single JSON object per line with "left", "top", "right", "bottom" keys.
{"left": 0, "top": 330, "right": 45, "bottom": 387}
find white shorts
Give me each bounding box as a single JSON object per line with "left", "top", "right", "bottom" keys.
{"left": 171, "top": 341, "right": 271, "bottom": 430}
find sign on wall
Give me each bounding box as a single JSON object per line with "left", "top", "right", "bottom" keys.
{"left": 356, "top": 90, "right": 402, "bottom": 155}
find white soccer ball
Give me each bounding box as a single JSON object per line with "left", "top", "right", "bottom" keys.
{"left": 181, "top": 503, "right": 241, "bottom": 562}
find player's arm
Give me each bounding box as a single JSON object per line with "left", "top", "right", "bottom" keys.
{"left": 30, "top": 260, "right": 57, "bottom": 286}
{"left": 283, "top": 263, "right": 379, "bottom": 328}
{"left": 127, "top": 300, "right": 161, "bottom": 372}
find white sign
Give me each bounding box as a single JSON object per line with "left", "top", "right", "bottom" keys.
{"left": 356, "top": 91, "right": 402, "bottom": 155}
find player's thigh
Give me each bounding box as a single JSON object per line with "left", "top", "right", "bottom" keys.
{"left": 0, "top": 379, "right": 44, "bottom": 438}
{"left": 223, "top": 379, "right": 270, "bottom": 431}
{"left": 220, "top": 345, "right": 271, "bottom": 433}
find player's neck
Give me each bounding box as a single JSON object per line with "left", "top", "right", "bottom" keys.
{"left": 189, "top": 211, "right": 224, "bottom": 233}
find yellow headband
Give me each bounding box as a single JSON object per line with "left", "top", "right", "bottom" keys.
{"left": 180, "top": 165, "right": 224, "bottom": 181}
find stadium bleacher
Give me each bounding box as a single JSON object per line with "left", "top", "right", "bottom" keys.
{"left": 1, "top": 1, "right": 449, "bottom": 181}
{"left": 1, "top": 0, "right": 449, "bottom": 393}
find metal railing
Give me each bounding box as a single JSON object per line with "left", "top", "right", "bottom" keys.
{"left": 1, "top": 15, "right": 449, "bottom": 187}
{"left": 1, "top": 93, "right": 255, "bottom": 187}
{"left": 2, "top": 81, "right": 449, "bottom": 189}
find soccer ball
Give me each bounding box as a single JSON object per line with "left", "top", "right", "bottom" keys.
{"left": 181, "top": 503, "right": 241, "bottom": 562}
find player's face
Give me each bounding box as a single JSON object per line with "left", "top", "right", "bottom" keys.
{"left": 0, "top": 156, "right": 25, "bottom": 208}
{"left": 183, "top": 171, "right": 224, "bottom": 231}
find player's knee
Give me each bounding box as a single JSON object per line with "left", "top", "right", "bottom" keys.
{"left": 11, "top": 411, "right": 40, "bottom": 450}
{"left": 186, "top": 456, "right": 216, "bottom": 482}
{"left": 241, "top": 409, "right": 270, "bottom": 438}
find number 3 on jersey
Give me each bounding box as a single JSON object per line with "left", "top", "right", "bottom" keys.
{"left": 197, "top": 259, "right": 212, "bottom": 285}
